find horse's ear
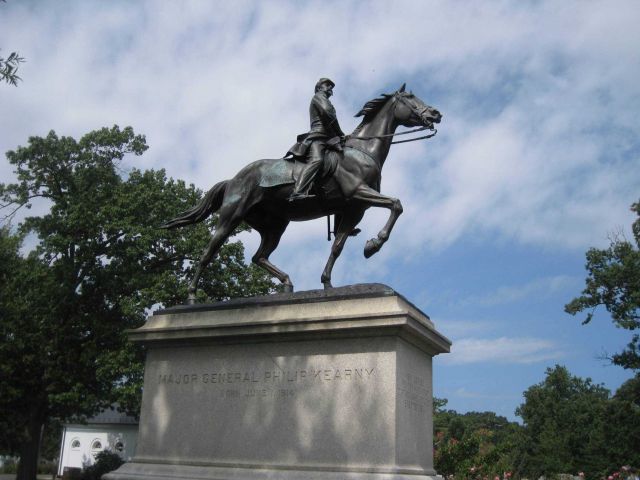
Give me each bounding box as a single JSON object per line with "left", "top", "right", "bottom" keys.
{"left": 398, "top": 83, "right": 406, "bottom": 93}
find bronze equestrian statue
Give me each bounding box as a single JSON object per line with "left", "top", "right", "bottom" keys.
{"left": 162, "top": 83, "right": 442, "bottom": 304}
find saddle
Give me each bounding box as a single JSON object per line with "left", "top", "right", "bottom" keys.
{"left": 285, "top": 135, "right": 342, "bottom": 178}
{"left": 258, "top": 137, "right": 343, "bottom": 189}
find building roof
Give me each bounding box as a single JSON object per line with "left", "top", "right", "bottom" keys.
{"left": 67, "top": 406, "right": 138, "bottom": 426}
{"left": 88, "top": 407, "right": 138, "bottom": 425}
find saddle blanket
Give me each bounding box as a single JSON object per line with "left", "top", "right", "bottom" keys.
{"left": 258, "top": 151, "right": 340, "bottom": 188}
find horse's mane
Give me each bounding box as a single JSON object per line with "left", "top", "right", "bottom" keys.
{"left": 352, "top": 92, "right": 394, "bottom": 134}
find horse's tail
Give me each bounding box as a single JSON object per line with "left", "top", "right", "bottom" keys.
{"left": 161, "top": 180, "right": 228, "bottom": 229}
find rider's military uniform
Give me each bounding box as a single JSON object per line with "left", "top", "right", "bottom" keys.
{"left": 288, "top": 78, "right": 344, "bottom": 199}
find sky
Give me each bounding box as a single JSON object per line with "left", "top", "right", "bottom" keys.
{"left": 1, "top": 0, "right": 639, "bottom": 421}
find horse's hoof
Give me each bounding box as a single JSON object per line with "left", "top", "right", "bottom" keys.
{"left": 323, "top": 281, "right": 333, "bottom": 289}
{"left": 283, "top": 284, "right": 294, "bottom": 293}
{"left": 364, "top": 238, "right": 381, "bottom": 258}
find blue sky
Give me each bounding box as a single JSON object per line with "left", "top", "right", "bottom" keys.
{"left": 1, "top": 1, "right": 639, "bottom": 421}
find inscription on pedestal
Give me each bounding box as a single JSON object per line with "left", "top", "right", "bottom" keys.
{"left": 158, "top": 367, "right": 375, "bottom": 385}
{"left": 398, "top": 372, "right": 431, "bottom": 415}
{"left": 156, "top": 367, "right": 376, "bottom": 401}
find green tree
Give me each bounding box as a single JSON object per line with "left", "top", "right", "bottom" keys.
{"left": 433, "top": 404, "right": 522, "bottom": 479}
{"left": 601, "top": 374, "right": 640, "bottom": 472}
{"left": 565, "top": 201, "right": 640, "bottom": 371}
{"left": 515, "top": 365, "right": 611, "bottom": 479}
{"left": 434, "top": 428, "right": 515, "bottom": 480}
{"left": 0, "top": 126, "right": 276, "bottom": 480}
{"left": 432, "top": 396, "right": 448, "bottom": 414}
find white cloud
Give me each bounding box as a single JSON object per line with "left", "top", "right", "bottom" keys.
{"left": 442, "top": 336, "right": 563, "bottom": 365}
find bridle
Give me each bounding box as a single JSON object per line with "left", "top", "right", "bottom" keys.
{"left": 348, "top": 93, "right": 438, "bottom": 145}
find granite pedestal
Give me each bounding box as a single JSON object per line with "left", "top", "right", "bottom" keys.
{"left": 106, "top": 284, "right": 451, "bottom": 480}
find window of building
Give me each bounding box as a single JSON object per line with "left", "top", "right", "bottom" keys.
{"left": 114, "top": 441, "right": 124, "bottom": 452}
{"left": 71, "top": 439, "right": 81, "bottom": 449}
{"left": 91, "top": 439, "right": 103, "bottom": 458}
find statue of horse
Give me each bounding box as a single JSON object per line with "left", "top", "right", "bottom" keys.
{"left": 162, "top": 84, "right": 441, "bottom": 303}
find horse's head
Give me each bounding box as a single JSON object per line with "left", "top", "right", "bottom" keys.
{"left": 393, "top": 84, "right": 442, "bottom": 129}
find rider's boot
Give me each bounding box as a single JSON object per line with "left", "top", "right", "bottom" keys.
{"left": 288, "top": 145, "right": 323, "bottom": 201}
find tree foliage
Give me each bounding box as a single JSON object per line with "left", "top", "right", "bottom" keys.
{"left": 434, "top": 368, "right": 640, "bottom": 480}
{"left": 434, "top": 407, "right": 522, "bottom": 479}
{"left": 565, "top": 201, "right": 640, "bottom": 370}
{"left": 0, "top": 126, "right": 276, "bottom": 480}
{"left": 516, "top": 365, "right": 609, "bottom": 479}
{"left": 0, "top": 50, "right": 24, "bottom": 86}
{"left": 516, "top": 365, "right": 640, "bottom": 480}
{"left": 602, "top": 373, "right": 640, "bottom": 472}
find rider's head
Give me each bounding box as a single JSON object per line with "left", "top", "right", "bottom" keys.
{"left": 315, "top": 78, "right": 335, "bottom": 96}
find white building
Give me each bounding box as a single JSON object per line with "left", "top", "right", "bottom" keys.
{"left": 57, "top": 407, "right": 138, "bottom": 477}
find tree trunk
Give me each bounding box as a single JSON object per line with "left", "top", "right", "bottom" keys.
{"left": 16, "top": 408, "right": 45, "bottom": 480}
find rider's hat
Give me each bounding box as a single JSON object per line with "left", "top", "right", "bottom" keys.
{"left": 315, "top": 77, "right": 335, "bottom": 92}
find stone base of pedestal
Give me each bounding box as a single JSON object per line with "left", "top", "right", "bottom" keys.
{"left": 106, "top": 284, "right": 450, "bottom": 480}
{"left": 109, "top": 462, "right": 443, "bottom": 480}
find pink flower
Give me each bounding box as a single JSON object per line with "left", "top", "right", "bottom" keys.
{"left": 608, "top": 475, "right": 614, "bottom": 480}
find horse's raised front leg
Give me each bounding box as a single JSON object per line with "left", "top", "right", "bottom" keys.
{"left": 321, "top": 210, "right": 365, "bottom": 289}
{"left": 351, "top": 185, "right": 403, "bottom": 258}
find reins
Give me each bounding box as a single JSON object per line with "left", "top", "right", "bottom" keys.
{"left": 348, "top": 126, "right": 437, "bottom": 144}
{"left": 391, "top": 128, "right": 437, "bottom": 144}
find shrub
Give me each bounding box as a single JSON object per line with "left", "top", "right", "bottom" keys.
{"left": 38, "top": 459, "right": 57, "bottom": 475}
{"left": 81, "top": 451, "right": 124, "bottom": 480}
{"left": 1, "top": 458, "right": 18, "bottom": 474}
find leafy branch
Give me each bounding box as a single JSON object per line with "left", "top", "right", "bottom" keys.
{"left": 0, "top": 50, "right": 25, "bottom": 86}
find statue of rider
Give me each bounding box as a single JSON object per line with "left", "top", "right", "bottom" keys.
{"left": 287, "top": 78, "right": 345, "bottom": 201}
